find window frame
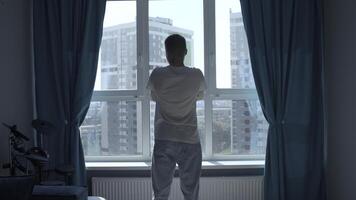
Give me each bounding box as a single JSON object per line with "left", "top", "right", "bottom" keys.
{"left": 86, "top": 0, "right": 264, "bottom": 162}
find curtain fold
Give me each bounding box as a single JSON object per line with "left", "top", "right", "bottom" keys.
{"left": 33, "top": 0, "right": 106, "bottom": 186}
{"left": 240, "top": 0, "right": 326, "bottom": 199}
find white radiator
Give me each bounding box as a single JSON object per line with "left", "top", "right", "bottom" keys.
{"left": 92, "top": 176, "right": 264, "bottom": 200}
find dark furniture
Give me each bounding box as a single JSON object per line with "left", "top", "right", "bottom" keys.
{"left": 0, "top": 175, "right": 34, "bottom": 200}
{"left": 31, "top": 185, "right": 87, "bottom": 200}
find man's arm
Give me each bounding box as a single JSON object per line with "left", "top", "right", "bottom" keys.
{"left": 146, "top": 69, "right": 157, "bottom": 102}
{"left": 197, "top": 91, "right": 204, "bottom": 100}
{"left": 150, "top": 91, "right": 158, "bottom": 102}
{"left": 196, "top": 69, "right": 207, "bottom": 100}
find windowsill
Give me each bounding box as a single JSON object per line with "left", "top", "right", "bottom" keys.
{"left": 86, "top": 160, "right": 265, "bottom": 171}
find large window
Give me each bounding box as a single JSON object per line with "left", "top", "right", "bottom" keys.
{"left": 81, "top": 0, "right": 268, "bottom": 162}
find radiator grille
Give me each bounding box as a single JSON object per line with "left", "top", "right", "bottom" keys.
{"left": 92, "top": 176, "right": 263, "bottom": 200}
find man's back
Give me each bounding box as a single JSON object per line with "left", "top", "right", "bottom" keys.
{"left": 148, "top": 65, "right": 205, "bottom": 144}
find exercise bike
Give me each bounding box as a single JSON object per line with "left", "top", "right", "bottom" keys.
{"left": 2, "top": 123, "right": 49, "bottom": 180}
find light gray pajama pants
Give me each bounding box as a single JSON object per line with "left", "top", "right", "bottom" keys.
{"left": 151, "top": 140, "right": 202, "bottom": 200}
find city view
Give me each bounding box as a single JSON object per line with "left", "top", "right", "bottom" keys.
{"left": 80, "top": 10, "right": 268, "bottom": 158}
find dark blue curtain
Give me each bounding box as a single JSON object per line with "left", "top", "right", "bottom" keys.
{"left": 240, "top": 0, "right": 326, "bottom": 200}
{"left": 33, "top": 0, "right": 106, "bottom": 186}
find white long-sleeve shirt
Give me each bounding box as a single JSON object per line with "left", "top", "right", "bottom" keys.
{"left": 147, "top": 65, "right": 206, "bottom": 144}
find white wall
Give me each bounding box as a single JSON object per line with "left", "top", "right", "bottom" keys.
{"left": 0, "top": 0, "right": 33, "bottom": 175}
{"left": 324, "top": 0, "right": 356, "bottom": 200}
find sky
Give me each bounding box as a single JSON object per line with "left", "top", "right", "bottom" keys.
{"left": 95, "top": 0, "right": 242, "bottom": 90}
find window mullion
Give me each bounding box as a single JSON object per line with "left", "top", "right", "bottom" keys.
{"left": 212, "top": 89, "right": 259, "bottom": 100}
{"left": 92, "top": 90, "right": 138, "bottom": 97}
{"left": 203, "top": 0, "right": 215, "bottom": 159}
{"left": 137, "top": 0, "right": 150, "bottom": 160}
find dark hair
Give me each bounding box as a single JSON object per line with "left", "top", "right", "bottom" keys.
{"left": 164, "top": 34, "right": 187, "bottom": 55}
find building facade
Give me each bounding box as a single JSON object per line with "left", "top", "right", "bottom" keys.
{"left": 230, "top": 11, "right": 268, "bottom": 155}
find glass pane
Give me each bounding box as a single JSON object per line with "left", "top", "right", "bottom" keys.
{"left": 149, "top": 0, "right": 204, "bottom": 73}
{"left": 212, "top": 100, "right": 268, "bottom": 155}
{"left": 80, "top": 101, "right": 142, "bottom": 156}
{"left": 95, "top": 1, "right": 137, "bottom": 91}
{"left": 149, "top": 101, "right": 206, "bottom": 155}
{"left": 216, "top": 0, "right": 255, "bottom": 89}
{"left": 197, "top": 101, "right": 205, "bottom": 155}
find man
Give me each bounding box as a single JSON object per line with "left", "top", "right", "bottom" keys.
{"left": 147, "top": 34, "right": 206, "bottom": 200}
